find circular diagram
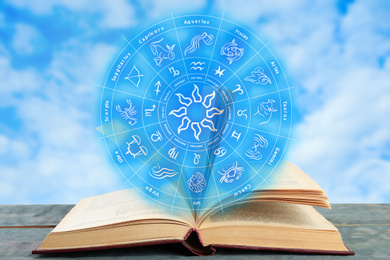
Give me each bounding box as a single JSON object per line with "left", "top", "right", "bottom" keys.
{"left": 98, "top": 14, "right": 293, "bottom": 212}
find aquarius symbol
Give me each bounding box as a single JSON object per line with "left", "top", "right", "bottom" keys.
{"left": 150, "top": 38, "right": 175, "bottom": 67}
{"left": 246, "top": 134, "right": 268, "bottom": 160}
{"left": 237, "top": 109, "right": 248, "bottom": 119}
{"left": 116, "top": 99, "right": 137, "bottom": 125}
{"left": 125, "top": 135, "right": 148, "bottom": 158}
{"left": 149, "top": 164, "right": 178, "bottom": 179}
{"left": 125, "top": 65, "right": 143, "bottom": 88}
{"left": 215, "top": 66, "right": 225, "bottom": 77}
{"left": 187, "top": 172, "right": 207, "bottom": 193}
{"left": 145, "top": 104, "right": 156, "bottom": 116}
{"left": 168, "top": 66, "right": 180, "bottom": 77}
{"left": 151, "top": 130, "right": 163, "bottom": 142}
{"left": 245, "top": 67, "right": 271, "bottom": 85}
{"left": 154, "top": 81, "right": 161, "bottom": 96}
{"left": 214, "top": 147, "right": 227, "bottom": 157}
{"left": 184, "top": 32, "right": 214, "bottom": 56}
{"left": 168, "top": 147, "right": 179, "bottom": 159}
{"left": 231, "top": 130, "right": 241, "bottom": 141}
{"left": 219, "top": 162, "right": 245, "bottom": 183}
{"left": 254, "top": 99, "right": 277, "bottom": 125}
{"left": 190, "top": 61, "right": 205, "bottom": 71}
{"left": 232, "top": 84, "right": 244, "bottom": 95}
{"left": 193, "top": 153, "right": 201, "bottom": 164}
{"left": 220, "top": 39, "right": 244, "bottom": 64}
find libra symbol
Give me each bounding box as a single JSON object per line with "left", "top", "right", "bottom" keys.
{"left": 125, "top": 135, "right": 148, "bottom": 158}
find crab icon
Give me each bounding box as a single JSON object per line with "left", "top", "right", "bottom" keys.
{"left": 219, "top": 162, "right": 245, "bottom": 183}
{"left": 116, "top": 99, "right": 137, "bottom": 125}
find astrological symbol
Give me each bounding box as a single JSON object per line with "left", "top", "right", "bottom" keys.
{"left": 245, "top": 67, "right": 271, "bottom": 85}
{"left": 231, "top": 130, "right": 241, "bottom": 141}
{"left": 232, "top": 84, "right": 244, "bottom": 95}
{"left": 125, "top": 65, "right": 143, "bottom": 88}
{"left": 145, "top": 104, "right": 156, "bottom": 116}
{"left": 193, "top": 153, "right": 201, "bottom": 164}
{"left": 116, "top": 99, "right": 137, "bottom": 125}
{"left": 246, "top": 134, "right": 268, "bottom": 160}
{"left": 215, "top": 66, "right": 225, "bottom": 77}
{"left": 254, "top": 99, "right": 277, "bottom": 125}
{"left": 150, "top": 38, "right": 175, "bottom": 67}
{"left": 219, "top": 162, "right": 244, "bottom": 183}
{"left": 168, "top": 147, "right": 179, "bottom": 160}
{"left": 220, "top": 39, "right": 244, "bottom": 64}
{"left": 190, "top": 61, "right": 205, "bottom": 71}
{"left": 151, "top": 130, "right": 163, "bottom": 142}
{"left": 237, "top": 109, "right": 248, "bottom": 119}
{"left": 154, "top": 81, "right": 161, "bottom": 96}
{"left": 214, "top": 147, "right": 227, "bottom": 157}
{"left": 125, "top": 135, "right": 148, "bottom": 158}
{"left": 187, "top": 172, "right": 207, "bottom": 193}
{"left": 168, "top": 66, "right": 180, "bottom": 77}
{"left": 184, "top": 32, "right": 214, "bottom": 56}
{"left": 149, "top": 164, "right": 178, "bottom": 179}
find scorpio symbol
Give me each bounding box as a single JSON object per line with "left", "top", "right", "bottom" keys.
{"left": 219, "top": 162, "right": 245, "bottom": 183}
{"left": 116, "top": 99, "right": 137, "bottom": 125}
{"left": 150, "top": 38, "right": 175, "bottom": 67}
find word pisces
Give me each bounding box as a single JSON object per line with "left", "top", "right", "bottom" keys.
{"left": 245, "top": 67, "right": 271, "bottom": 85}
{"left": 116, "top": 99, "right": 137, "bottom": 125}
{"left": 150, "top": 38, "right": 175, "bottom": 66}
{"left": 149, "top": 164, "right": 178, "bottom": 179}
{"left": 245, "top": 134, "right": 268, "bottom": 160}
{"left": 184, "top": 32, "right": 214, "bottom": 56}
{"left": 220, "top": 39, "right": 244, "bottom": 64}
{"left": 254, "top": 99, "right": 277, "bottom": 125}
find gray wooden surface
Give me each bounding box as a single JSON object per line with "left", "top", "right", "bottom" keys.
{"left": 1, "top": 204, "right": 389, "bottom": 259}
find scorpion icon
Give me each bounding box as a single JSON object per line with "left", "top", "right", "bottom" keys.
{"left": 116, "top": 99, "right": 137, "bottom": 125}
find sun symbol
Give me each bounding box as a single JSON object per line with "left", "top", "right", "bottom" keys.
{"left": 168, "top": 84, "right": 225, "bottom": 141}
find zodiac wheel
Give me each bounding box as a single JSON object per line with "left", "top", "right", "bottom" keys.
{"left": 98, "top": 14, "right": 293, "bottom": 212}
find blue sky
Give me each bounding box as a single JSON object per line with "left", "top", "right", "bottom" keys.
{"left": 1, "top": 0, "right": 389, "bottom": 204}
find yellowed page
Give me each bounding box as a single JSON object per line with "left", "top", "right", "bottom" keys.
{"left": 200, "top": 201, "right": 337, "bottom": 231}
{"left": 267, "top": 161, "right": 324, "bottom": 191}
{"left": 53, "top": 189, "right": 193, "bottom": 232}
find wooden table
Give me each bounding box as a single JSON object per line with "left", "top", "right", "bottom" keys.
{"left": 1, "top": 204, "right": 389, "bottom": 259}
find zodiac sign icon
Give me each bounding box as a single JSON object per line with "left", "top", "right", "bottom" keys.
{"left": 168, "top": 147, "right": 179, "bottom": 159}
{"left": 154, "top": 81, "right": 161, "bottom": 96}
{"left": 168, "top": 84, "right": 224, "bottom": 141}
{"left": 215, "top": 66, "right": 225, "bottom": 77}
{"left": 190, "top": 61, "right": 205, "bottom": 71}
{"left": 151, "top": 130, "right": 163, "bottom": 142}
{"left": 184, "top": 32, "right": 214, "bottom": 56}
{"left": 125, "top": 65, "right": 143, "bottom": 88}
{"left": 214, "top": 147, "right": 227, "bottom": 157}
{"left": 246, "top": 134, "right": 268, "bottom": 160}
{"left": 149, "top": 164, "right": 178, "bottom": 179}
{"left": 116, "top": 99, "right": 137, "bottom": 125}
{"left": 231, "top": 130, "right": 241, "bottom": 141}
{"left": 125, "top": 135, "right": 148, "bottom": 158}
{"left": 232, "top": 84, "right": 244, "bottom": 95}
{"left": 220, "top": 39, "right": 244, "bottom": 64}
{"left": 193, "top": 153, "right": 201, "bottom": 164}
{"left": 168, "top": 66, "right": 180, "bottom": 77}
{"left": 254, "top": 99, "right": 277, "bottom": 125}
{"left": 150, "top": 38, "right": 175, "bottom": 66}
{"left": 219, "top": 162, "right": 245, "bottom": 183}
{"left": 145, "top": 104, "right": 156, "bottom": 117}
{"left": 187, "top": 172, "right": 207, "bottom": 193}
{"left": 237, "top": 109, "right": 248, "bottom": 119}
{"left": 245, "top": 67, "right": 271, "bottom": 85}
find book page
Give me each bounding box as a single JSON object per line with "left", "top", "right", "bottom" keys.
{"left": 265, "top": 161, "right": 324, "bottom": 191}
{"left": 200, "top": 201, "right": 337, "bottom": 231}
{"left": 53, "top": 189, "right": 194, "bottom": 232}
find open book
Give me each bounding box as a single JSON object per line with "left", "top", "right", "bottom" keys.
{"left": 32, "top": 161, "right": 353, "bottom": 255}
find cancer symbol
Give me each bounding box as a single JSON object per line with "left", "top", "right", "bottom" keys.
{"left": 219, "top": 162, "right": 245, "bottom": 183}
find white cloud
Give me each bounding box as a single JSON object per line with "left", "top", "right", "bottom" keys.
{"left": 11, "top": 23, "right": 43, "bottom": 55}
